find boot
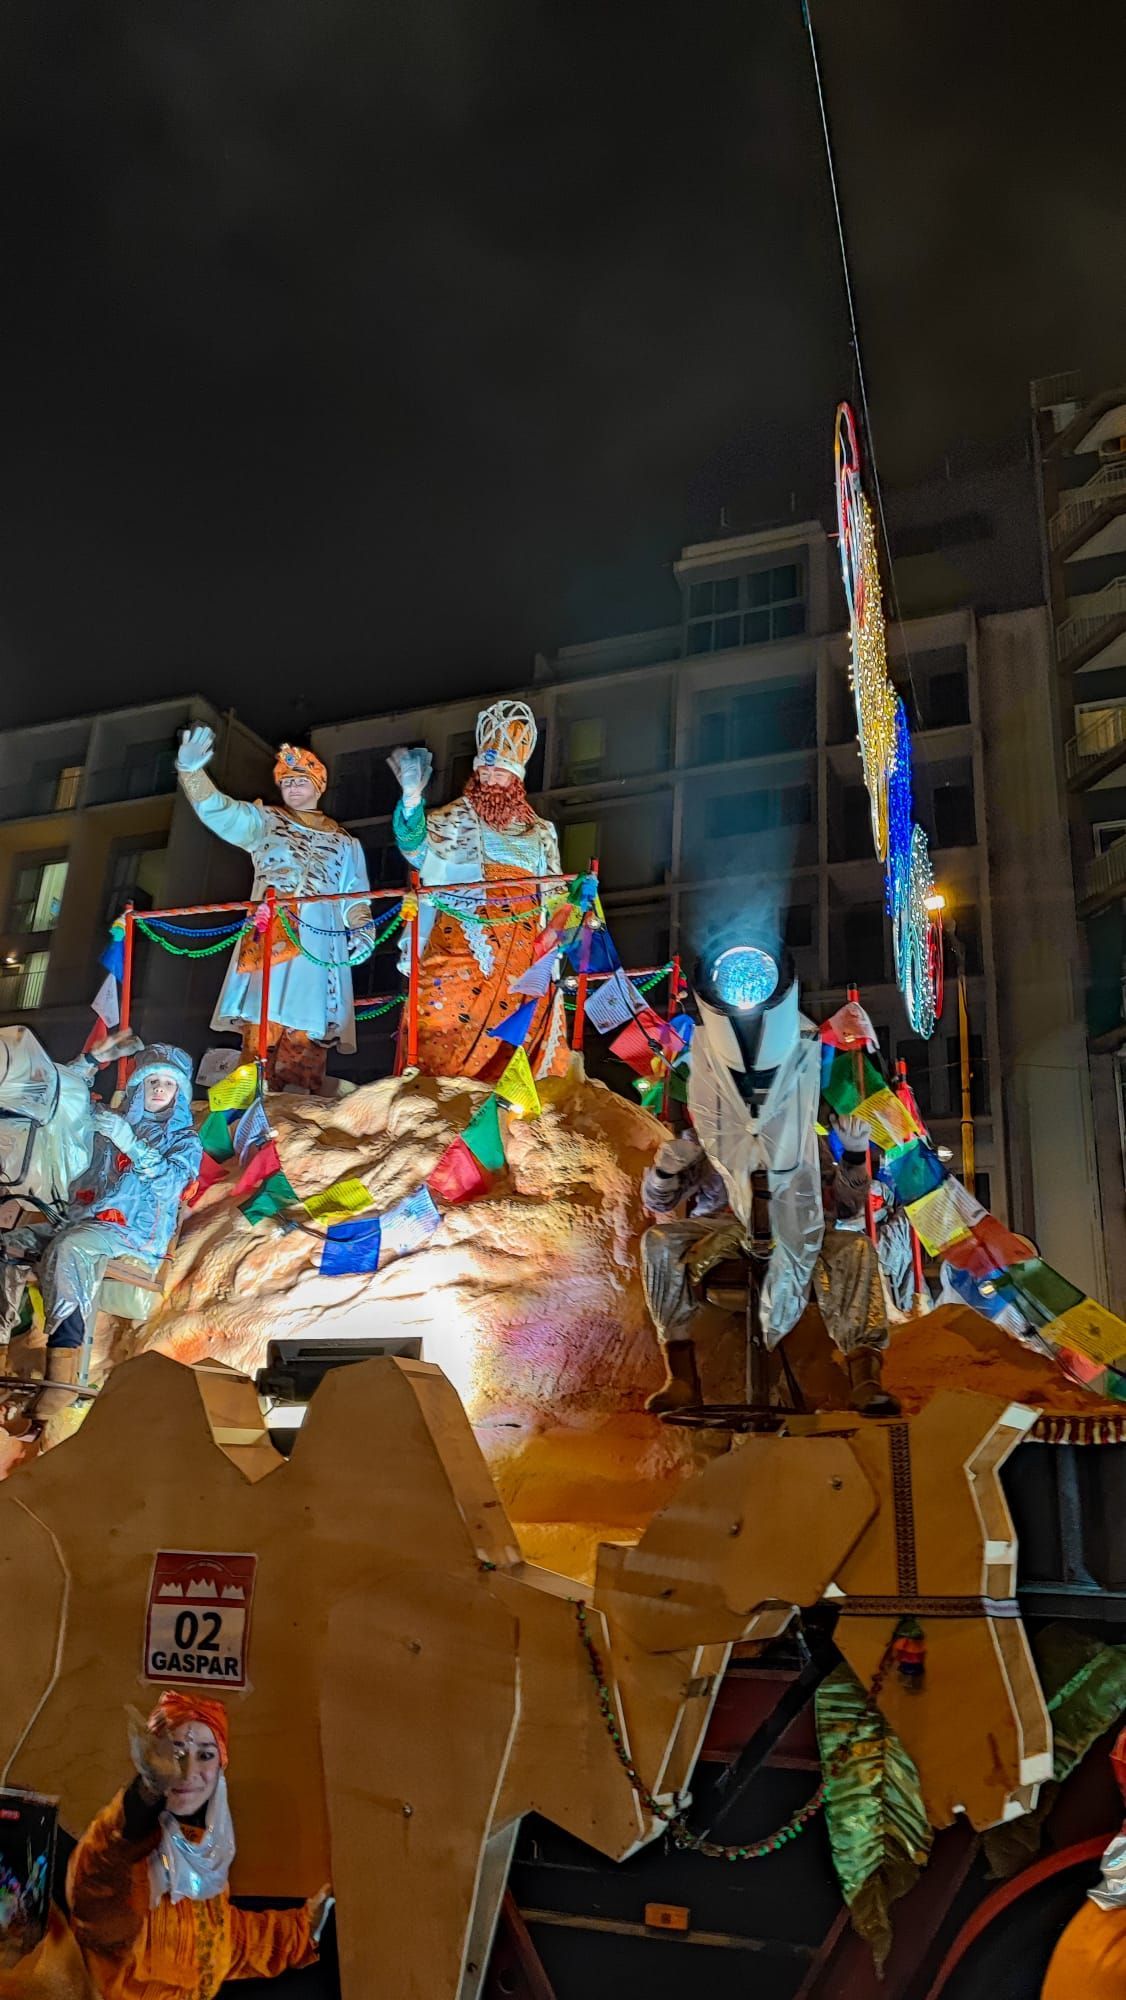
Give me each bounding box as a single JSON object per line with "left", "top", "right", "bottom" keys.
{"left": 36, "top": 1346, "right": 82, "bottom": 1418}
{"left": 645, "top": 1340, "right": 702, "bottom": 1415}
{"left": 846, "top": 1346, "right": 901, "bottom": 1418}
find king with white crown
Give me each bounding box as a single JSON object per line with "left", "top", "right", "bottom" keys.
{"left": 388, "top": 701, "right": 570, "bottom": 1081}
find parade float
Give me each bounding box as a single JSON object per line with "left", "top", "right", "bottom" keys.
{"left": 3, "top": 463, "right": 1126, "bottom": 2000}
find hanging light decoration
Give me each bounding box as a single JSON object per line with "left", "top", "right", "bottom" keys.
{"left": 834, "top": 402, "right": 942, "bottom": 1037}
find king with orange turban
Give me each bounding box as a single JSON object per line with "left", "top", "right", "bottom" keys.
{"left": 389, "top": 701, "right": 570, "bottom": 1080}
{"left": 176, "top": 723, "right": 373, "bottom": 1091}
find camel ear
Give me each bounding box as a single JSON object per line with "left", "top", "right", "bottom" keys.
{"left": 593, "top": 1432, "right": 877, "bottom": 1654}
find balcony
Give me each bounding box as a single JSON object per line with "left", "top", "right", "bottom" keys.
{"left": 0, "top": 767, "right": 84, "bottom": 823}
{"left": 1050, "top": 463, "right": 1126, "bottom": 561}
{"left": 1066, "top": 705, "right": 1126, "bottom": 789}
{"left": 1056, "top": 579, "right": 1126, "bottom": 675}
{"left": 1081, "top": 831, "right": 1126, "bottom": 916}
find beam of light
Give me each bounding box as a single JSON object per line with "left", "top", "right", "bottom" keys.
{"left": 711, "top": 945, "right": 779, "bottom": 1012}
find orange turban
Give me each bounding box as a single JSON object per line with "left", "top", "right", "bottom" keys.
{"left": 148, "top": 1691, "right": 231, "bottom": 1768}
{"left": 274, "top": 743, "right": 327, "bottom": 794}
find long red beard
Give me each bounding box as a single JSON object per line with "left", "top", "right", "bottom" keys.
{"left": 464, "top": 772, "right": 537, "bottom": 831}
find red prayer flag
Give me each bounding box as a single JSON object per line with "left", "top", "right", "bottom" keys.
{"left": 610, "top": 1006, "right": 676, "bottom": 1076}
{"left": 426, "top": 1136, "right": 491, "bottom": 1207}
{"left": 188, "top": 1151, "right": 232, "bottom": 1207}
{"left": 943, "top": 1213, "right": 1036, "bottom": 1280}
{"left": 230, "top": 1139, "right": 282, "bottom": 1204}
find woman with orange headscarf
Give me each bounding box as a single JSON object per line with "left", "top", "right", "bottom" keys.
{"left": 66, "top": 1692, "right": 329, "bottom": 1999}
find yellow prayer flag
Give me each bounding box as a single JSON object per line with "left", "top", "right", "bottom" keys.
{"left": 208, "top": 1062, "right": 259, "bottom": 1114}
{"left": 904, "top": 1179, "right": 976, "bottom": 1257}
{"left": 496, "top": 1046, "right": 542, "bottom": 1119}
{"left": 854, "top": 1087, "right": 919, "bottom": 1152}
{"left": 1048, "top": 1299, "right": 1126, "bottom": 1370}
{"left": 303, "top": 1177, "right": 375, "bottom": 1222}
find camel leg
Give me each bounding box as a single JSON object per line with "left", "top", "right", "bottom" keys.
{"left": 322, "top": 1573, "right": 520, "bottom": 2000}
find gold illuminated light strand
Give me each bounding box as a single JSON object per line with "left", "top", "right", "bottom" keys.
{"left": 850, "top": 496, "right": 897, "bottom": 863}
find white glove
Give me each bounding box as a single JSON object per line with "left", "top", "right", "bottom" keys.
{"left": 348, "top": 931, "right": 375, "bottom": 967}
{"left": 654, "top": 1129, "right": 703, "bottom": 1175}
{"left": 835, "top": 1114, "right": 872, "bottom": 1153}
{"left": 126, "top": 1705, "right": 184, "bottom": 1802}
{"left": 387, "top": 745, "right": 433, "bottom": 810}
{"left": 92, "top": 1105, "right": 136, "bottom": 1152}
{"left": 177, "top": 724, "right": 215, "bottom": 773}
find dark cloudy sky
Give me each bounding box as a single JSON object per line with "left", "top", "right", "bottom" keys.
{"left": 0, "top": 0, "right": 1123, "bottom": 737}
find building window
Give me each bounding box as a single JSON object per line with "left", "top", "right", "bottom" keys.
{"left": 102, "top": 838, "right": 168, "bottom": 924}
{"left": 8, "top": 856, "right": 68, "bottom": 934}
{"left": 705, "top": 784, "right": 812, "bottom": 840}
{"left": 1094, "top": 820, "right": 1126, "bottom": 856}
{"left": 54, "top": 766, "right": 83, "bottom": 811}
{"left": 842, "top": 905, "right": 887, "bottom": 986}
{"left": 932, "top": 783, "right": 976, "bottom": 849}
{"left": 1075, "top": 703, "right": 1126, "bottom": 760}
{"left": 565, "top": 717, "right": 606, "bottom": 783}
{"left": 686, "top": 564, "right": 806, "bottom": 654}
{"left": 783, "top": 904, "right": 814, "bottom": 950}
{"left": 693, "top": 681, "right": 815, "bottom": 763}
{"left": 0, "top": 949, "right": 49, "bottom": 1011}
{"left": 445, "top": 732, "right": 476, "bottom": 803}
{"left": 926, "top": 671, "right": 970, "bottom": 729}
{"left": 121, "top": 740, "right": 178, "bottom": 800}
{"left": 561, "top": 820, "right": 599, "bottom": 876}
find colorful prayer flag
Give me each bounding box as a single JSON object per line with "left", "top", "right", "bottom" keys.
{"left": 943, "top": 1214, "right": 1034, "bottom": 1280}
{"left": 320, "top": 1214, "right": 382, "bottom": 1276}
{"left": 90, "top": 969, "right": 120, "bottom": 1032}
{"left": 188, "top": 1151, "right": 231, "bottom": 1205}
{"left": 100, "top": 932, "right": 126, "bottom": 982}
{"left": 234, "top": 1097, "right": 272, "bottom": 1159}
{"left": 565, "top": 924, "right": 621, "bottom": 976}
{"left": 881, "top": 1139, "right": 946, "bottom": 1208}
{"left": 585, "top": 970, "right": 642, "bottom": 1036}
{"left": 198, "top": 1110, "right": 235, "bottom": 1163}
{"left": 496, "top": 1046, "right": 542, "bottom": 1119}
{"left": 462, "top": 1094, "right": 507, "bottom": 1173}
{"left": 1045, "top": 1298, "right": 1126, "bottom": 1372}
{"left": 487, "top": 996, "right": 539, "bottom": 1047}
{"left": 820, "top": 1000, "right": 878, "bottom": 1051}
{"left": 904, "top": 1176, "right": 982, "bottom": 1257}
{"left": 231, "top": 1139, "right": 282, "bottom": 1204}
{"left": 610, "top": 1006, "right": 683, "bottom": 1077}
{"left": 854, "top": 1086, "right": 921, "bottom": 1151}
{"left": 380, "top": 1185, "right": 442, "bottom": 1257}
{"left": 427, "top": 1136, "right": 492, "bottom": 1206}
{"left": 822, "top": 1050, "right": 884, "bottom": 1118}
{"left": 209, "top": 1063, "right": 260, "bottom": 1114}
{"left": 509, "top": 953, "right": 558, "bottom": 999}
{"left": 1004, "top": 1259, "right": 1086, "bottom": 1328}
{"left": 240, "top": 1170, "right": 297, "bottom": 1225}
{"left": 303, "top": 1177, "right": 375, "bottom": 1222}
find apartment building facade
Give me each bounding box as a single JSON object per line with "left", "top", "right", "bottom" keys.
{"left": 0, "top": 697, "right": 273, "bottom": 1061}
{"left": 314, "top": 467, "right": 1102, "bottom": 1293}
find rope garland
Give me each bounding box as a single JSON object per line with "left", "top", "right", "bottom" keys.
{"left": 574, "top": 1599, "right": 894, "bottom": 1862}
{"left": 355, "top": 995, "right": 405, "bottom": 1021}
{"left": 141, "top": 916, "right": 249, "bottom": 939}
{"left": 135, "top": 918, "right": 250, "bottom": 959}
{"left": 563, "top": 961, "right": 674, "bottom": 1011}
{"left": 277, "top": 907, "right": 404, "bottom": 967}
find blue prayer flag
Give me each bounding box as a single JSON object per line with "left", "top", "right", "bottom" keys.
{"left": 320, "top": 1215, "right": 383, "bottom": 1276}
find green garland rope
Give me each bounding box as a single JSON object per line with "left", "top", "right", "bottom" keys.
{"left": 135, "top": 918, "right": 250, "bottom": 959}
{"left": 573, "top": 1600, "right": 895, "bottom": 1862}
{"left": 277, "top": 906, "right": 404, "bottom": 968}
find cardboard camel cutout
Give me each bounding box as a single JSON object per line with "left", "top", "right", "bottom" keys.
{"left": 0, "top": 1356, "right": 1050, "bottom": 1999}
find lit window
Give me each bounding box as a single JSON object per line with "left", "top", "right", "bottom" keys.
{"left": 8, "top": 856, "right": 68, "bottom": 933}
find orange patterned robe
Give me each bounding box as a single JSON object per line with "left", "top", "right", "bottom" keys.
{"left": 395, "top": 796, "right": 570, "bottom": 1082}
{"left": 67, "top": 1790, "right": 316, "bottom": 1999}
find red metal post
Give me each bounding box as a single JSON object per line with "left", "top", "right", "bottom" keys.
{"left": 257, "top": 886, "right": 276, "bottom": 1071}
{"left": 116, "top": 904, "right": 135, "bottom": 1096}
{"left": 660, "top": 952, "right": 682, "bottom": 1122}
{"left": 406, "top": 869, "right": 421, "bottom": 1070}
{"left": 570, "top": 858, "right": 599, "bottom": 1056}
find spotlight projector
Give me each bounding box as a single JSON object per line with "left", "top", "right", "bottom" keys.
{"left": 693, "top": 934, "right": 799, "bottom": 1108}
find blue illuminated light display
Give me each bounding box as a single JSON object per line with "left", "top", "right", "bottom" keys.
{"left": 711, "top": 946, "right": 779, "bottom": 1012}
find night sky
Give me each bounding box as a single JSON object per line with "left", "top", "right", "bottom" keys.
{"left": 0, "top": 0, "right": 1124, "bottom": 738}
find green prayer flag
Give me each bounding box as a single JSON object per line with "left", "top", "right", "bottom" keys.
{"left": 240, "top": 1171, "right": 298, "bottom": 1225}
{"left": 1008, "top": 1259, "right": 1086, "bottom": 1325}
{"left": 198, "top": 1110, "right": 235, "bottom": 1162}
{"left": 462, "top": 1094, "right": 507, "bottom": 1174}
{"left": 822, "top": 1049, "right": 883, "bottom": 1117}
